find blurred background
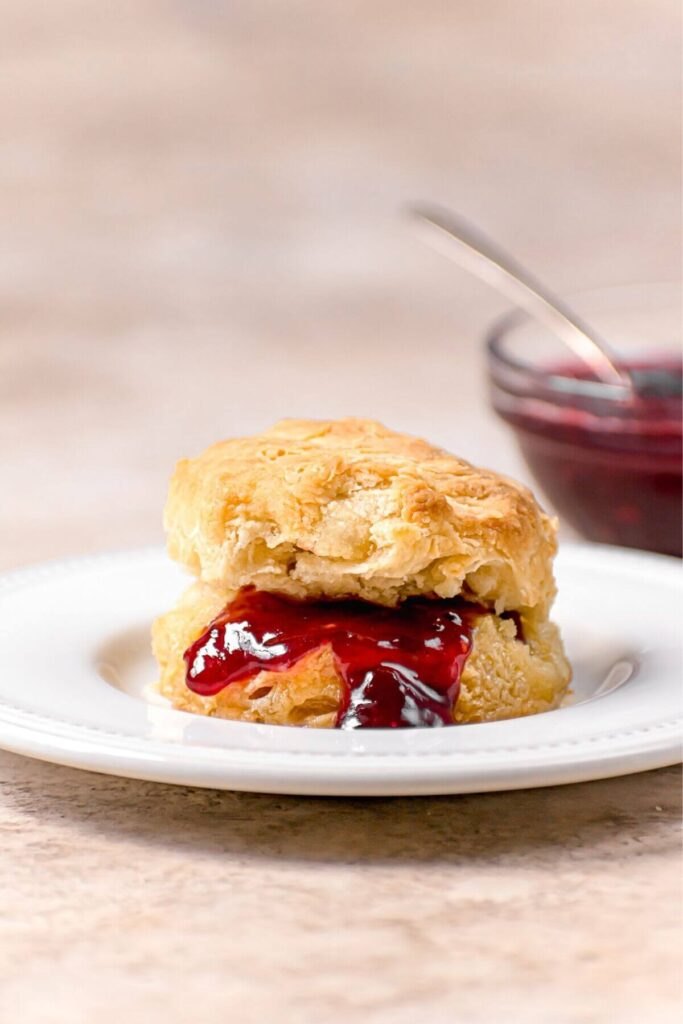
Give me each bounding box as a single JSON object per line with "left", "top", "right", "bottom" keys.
{"left": 2, "top": 0, "right": 680, "bottom": 568}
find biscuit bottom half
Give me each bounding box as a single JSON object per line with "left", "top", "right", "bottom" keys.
{"left": 152, "top": 582, "right": 571, "bottom": 728}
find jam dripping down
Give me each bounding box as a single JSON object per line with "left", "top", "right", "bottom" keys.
{"left": 183, "top": 587, "right": 481, "bottom": 728}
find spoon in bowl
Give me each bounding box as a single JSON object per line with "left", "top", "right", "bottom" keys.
{"left": 410, "top": 204, "right": 682, "bottom": 398}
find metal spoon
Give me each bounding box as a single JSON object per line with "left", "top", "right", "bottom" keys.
{"left": 409, "top": 203, "right": 633, "bottom": 392}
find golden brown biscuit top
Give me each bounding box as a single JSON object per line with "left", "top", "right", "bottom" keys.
{"left": 164, "top": 418, "right": 558, "bottom": 614}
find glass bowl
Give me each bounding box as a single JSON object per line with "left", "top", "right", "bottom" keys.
{"left": 486, "top": 282, "right": 682, "bottom": 557}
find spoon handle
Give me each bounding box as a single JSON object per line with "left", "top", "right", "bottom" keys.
{"left": 410, "top": 204, "right": 631, "bottom": 390}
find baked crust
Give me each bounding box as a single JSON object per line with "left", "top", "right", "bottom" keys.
{"left": 164, "top": 418, "right": 558, "bottom": 614}
{"left": 151, "top": 581, "right": 571, "bottom": 726}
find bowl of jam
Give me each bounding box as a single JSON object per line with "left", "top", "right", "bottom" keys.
{"left": 486, "top": 283, "right": 682, "bottom": 557}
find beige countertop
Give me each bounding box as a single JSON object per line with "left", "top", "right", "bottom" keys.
{"left": 1, "top": 2, "right": 681, "bottom": 1021}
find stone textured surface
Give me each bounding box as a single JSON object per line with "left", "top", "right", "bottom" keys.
{"left": 0, "top": 2, "right": 680, "bottom": 1021}
{"left": 0, "top": 756, "right": 681, "bottom": 1024}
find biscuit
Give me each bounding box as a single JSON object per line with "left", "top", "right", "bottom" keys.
{"left": 154, "top": 418, "right": 571, "bottom": 727}
{"left": 164, "top": 418, "right": 558, "bottom": 614}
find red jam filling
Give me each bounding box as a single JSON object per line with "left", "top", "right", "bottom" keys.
{"left": 183, "top": 587, "right": 481, "bottom": 728}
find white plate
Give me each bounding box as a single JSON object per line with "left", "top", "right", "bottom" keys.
{"left": 0, "top": 544, "right": 680, "bottom": 795}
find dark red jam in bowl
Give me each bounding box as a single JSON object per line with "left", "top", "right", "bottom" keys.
{"left": 184, "top": 588, "right": 481, "bottom": 728}
{"left": 489, "top": 356, "right": 683, "bottom": 557}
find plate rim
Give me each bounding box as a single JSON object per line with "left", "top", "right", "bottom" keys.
{"left": 0, "top": 543, "right": 680, "bottom": 795}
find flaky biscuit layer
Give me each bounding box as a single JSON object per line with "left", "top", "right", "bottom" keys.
{"left": 164, "top": 418, "right": 558, "bottom": 614}
{"left": 151, "top": 582, "right": 571, "bottom": 727}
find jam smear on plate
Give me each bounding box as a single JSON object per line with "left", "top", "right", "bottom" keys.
{"left": 184, "top": 587, "right": 480, "bottom": 728}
